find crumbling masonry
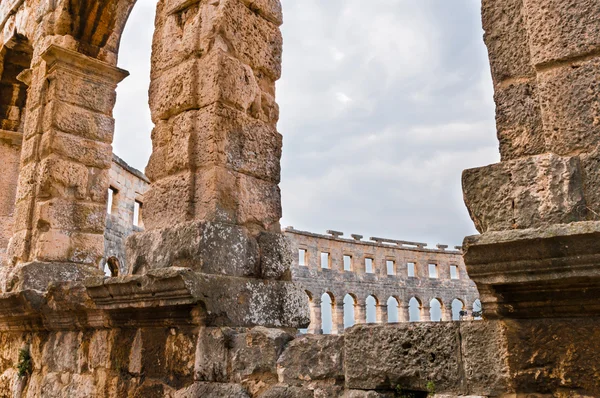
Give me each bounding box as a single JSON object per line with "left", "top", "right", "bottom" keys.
{"left": 0, "top": 0, "right": 598, "bottom": 396}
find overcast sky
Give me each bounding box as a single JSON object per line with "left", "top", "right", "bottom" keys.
{"left": 113, "top": 0, "right": 500, "bottom": 248}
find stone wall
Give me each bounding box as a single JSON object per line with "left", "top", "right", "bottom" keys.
{"left": 0, "top": 281, "right": 512, "bottom": 398}
{"left": 103, "top": 155, "right": 150, "bottom": 276}
{"left": 286, "top": 228, "right": 480, "bottom": 333}
{"left": 0, "top": 131, "right": 21, "bottom": 266}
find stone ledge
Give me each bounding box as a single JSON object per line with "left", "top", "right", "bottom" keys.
{"left": 464, "top": 221, "right": 600, "bottom": 318}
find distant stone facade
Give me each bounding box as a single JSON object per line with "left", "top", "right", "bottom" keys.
{"left": 285, "top": 228, "right": 480, "bottom": 333}
{"left": 103, "top": 155, "right": 150, "bottom": 276}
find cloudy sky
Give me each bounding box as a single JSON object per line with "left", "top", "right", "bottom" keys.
{"left": 113, "top": 0, "right": 500, "bottom": 248}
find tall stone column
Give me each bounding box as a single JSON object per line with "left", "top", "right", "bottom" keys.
{"left": 124, "top": 0, "right": 308, "bottom": 329}
{"left": 421, "top": 306, "right": 431, "bottom": 322}
{"left": 461, "top": 0, "right": 600, "bottom": 394}
{"left": 441, "top": 306, "right": 453, "bottom": 322}
{"left": 399, "top": 304, "right": 410, "bottom": 323}
{"left": 355, "top": 303, "right": 367, "bottom": 325}
{"left": 376, "top": 303, "right": 387, "bottom": 324}
{"left": 3, "top": 45, "right": 128, "bottom": 291}
{"left": 307, "top": 298, "right": 322, "bottom": 335}
{"left": 333, "top": 303, "right": 345, "bottom": 334}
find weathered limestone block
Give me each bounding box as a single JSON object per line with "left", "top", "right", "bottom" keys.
{"left": 195, "top": 327, "right": 230, "bottom": 382}
{"left": 39, "top": 131, "right": 113, "bottom": 169}
{"left": 85, "top": 268, "right": 310, "bottom": 328}
{"left": 258, "top": 232, "right": 292, "bottom": 280}
{"left": 464, "top": 221, "right": 600, "bottom": 319}
{"left": 463, "top": 153, "right": 587, "bottom": 233}
{"left": 6, "top": 261, "right": 102, "bottom": 292}
{"left": 259, "top": 385, "right": 315, "bottom": 398}
{"left": 277, "top": 335, "right": 344, "bottom": 386}
{"left": 126, "top": 221, "right": 260, "bottom": 277}
{"left": 495, "top": 81, "right": 544, "bottom": 160}
{"left": 536, "top": 58, "right": 600, "bottom": 155}
{"left": 174, "top": 382, "right": 250, "bottom": 398}
{"left": 482, "top": 0, "right": 535, "bottom": 83}
{"left": 343, "top": 391, "right": 395, "bottom": 398}
{"left": 146, "top": 104, "right": 282, "bottom": 183}
{"left": 230, "top": 327, "right": 293, "bottom": 394}
{"left": 149, "top": 50, "right": 260, "bottom": 121}
{"left": 154, "top": 0, "right": 282, "bottom": 80}
{"left": 522, "top": 0, "right": 600, "bottom": 66}
{"left": 459, "top": 322, "right": 512, "bottom": 396}
{"left": 580, "top": 149, "right": 600, "bottom": 219}
{"left": 501, "top": 318, "right": 600, "bottom": 394}
{"left": 43, "top": 100, "right": 115, "bottom": 143}
{"left": 141, "top": 172, "right": 193, "bottom": 230}
{"left": 144, "top": 169, "right": 282, "bottom": 232}
{"left": 345, "top": 324, "right": 463, "bottom": 393}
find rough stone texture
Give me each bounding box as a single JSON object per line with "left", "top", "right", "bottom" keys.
{"left": 522, "top": 0, "right": 600, "bottom": 66}
{"left": 463, "top": 153, "right": 587, "bottom": 233}
{"left": 277, "top": 335, "right": 344, "bottom": 386}
{"left": 345, "top": 323, "right": 512, "bottom": 396}
{"left": 345, "top": 323, "right": 463, "bottom": 393}
{"left": 126, "top": 221, "right": 261, "bottom": 278}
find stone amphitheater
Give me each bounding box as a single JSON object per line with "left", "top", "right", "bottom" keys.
{"left": 0, "top": 0, "right": 598, "bottom": 397}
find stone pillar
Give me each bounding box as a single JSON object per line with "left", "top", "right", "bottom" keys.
{"left": 461, "top": 0, "right": 600, "bottom": 394}
{"left": 333, "top": 303, "right": 345, "bottom": 334}
{"left": 355, "top": 303, "right": 366, "bottom": 325}
{"left": 398, "top": 304, "right": 410, "bottom": 323}
{"left": 376, "top": 304, "right": 387, "bottom": 324}
{"left": 442, "top": 306, "right": 453, "bottom": 322}
{"left": 307, "top": 298, "right": 322, "bottom": 334}
{"left": 3, "top": 45, "right": 128, "bottom": 291}
{"left": 144, "top": 0, "right": 282, "bottom": 234}
{"left": 421, "top": 306, "right": 431, "bottom": 322}
{"left": 124, "top": 0, "right": 309, "bottom": 329}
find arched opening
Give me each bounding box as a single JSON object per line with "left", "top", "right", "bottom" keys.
{"left": 0, "top": 35, "right": 33, "bottom": 257}
{"left": 366, "top": 295, "right": 379, "bottom": 323}
{"left": 299, "top": 291, "right": 313, "bottom": 334}
{"left": 343, "top": 294, "right": 356, "bottom": 329}
{"left": 387, "top": 296, "right": 399, "bottom": 323}
{"left": 473, "top": 299, "right": 483, "bottom": 320}
{"left": 409, "top": 297, "right": 421, "bottom": 322}
{"left": 452, "top": 299, "right": 465, "bottom": 321}
{"left": 430, "top": 298, "right": 442, "bottom": 322}
{"left": 321, "top": 292, "right": 334, "bottom": 334}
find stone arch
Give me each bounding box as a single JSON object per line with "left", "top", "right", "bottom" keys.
{"left": 365, "top": 294, "right": 379, "bottom": 324}
{"left": 387, "top": 296, "right": 400, "bottom": 323}
{"left": 343, "top": 293, "right": 358, "bottom": 329}
{"left": 452, "top": 298, "right": 466, "bottom": 321}
{"left": 321, "top": 292, "right": 335, "bottom": 334}
{"left": 473, "top": 299, "right": 483, "bottom": 320}
{"left": 409, "top": 296, "right": 422, "bottom": 322}
{"left": 429, "top": 298, "right": 442, "bottom": 322}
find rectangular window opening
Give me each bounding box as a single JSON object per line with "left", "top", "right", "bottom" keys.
{"left": 450, "top": 265, "right": 459, "bottom": 280}
{"left": 386, "top": 260, "right": 395, "bottom": 275}
{"left": 429, "top": 263, "right": 438, "bottom": 279}
{"left": 133, "top": 200, "right": 142, "bottom": 227}
{"left": 299, "top": 249, "right": 307, "bottom": 266}
{"left": 365, "top": 258, "right": 374, "bottom": 274}
{"left": 107, "top": 188, "right": 117, "bottom": 215}
{"left": 407, "top": 262, "right": 416, "bottom": 278}
{"left": 320, "top": 252, "right": 330, "bottom": 269}
{"left": 343, "top": 255, "right": 352, "bottom": 271}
